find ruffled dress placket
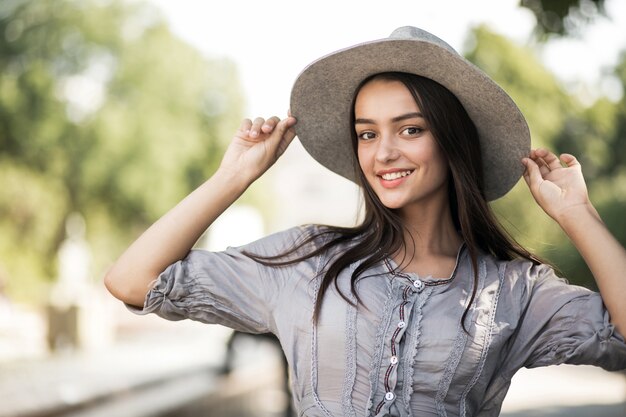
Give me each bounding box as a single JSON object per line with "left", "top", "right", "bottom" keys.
{"left": 372, "top": 273, "right": 430, "bottom": 417}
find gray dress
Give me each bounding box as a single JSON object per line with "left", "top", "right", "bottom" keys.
{"left": 127, "top": 225, "right": 626, "bottom": 417}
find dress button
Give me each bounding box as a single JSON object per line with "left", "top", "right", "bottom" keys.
{"left": 397, "top": 321, "right": 406, "bottom": 328}
{"left": 390, "top": 355, "right": 398, "bottom": 365}
{"left": 385, "top": 392, "right": 395, "bottom": 401}
{"left": 413, "top": 279, "right": 425, "bottom": 292}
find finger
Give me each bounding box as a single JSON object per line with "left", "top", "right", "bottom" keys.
{"left": 535, "top": 148, "right": 563, "bottom": 171}
{"left": 277, "top": 131, "right": 296, "bottom": 157}
{"left": 261, "top": 116, "right": 280, "bottom": 134}
{"left": 533, "top": 155, "right": 551, "bottom": 177}
{"left": 522, "top": 157, "right": 543, "bottom": 190}
{"left": 271, "top": 116, "right": 297, "bottom": 140}
{"left": 276, "top": 118, "right": 297, "bottom": 156}
{"left": 522, "top": 158, "right": 531, "bottom": 186}
{"left": 238, "top": 118, "right": 252, "bottom": 134}
{"left": 249, "top": 117, "right": 266, "bottom": 138}
{"left": 560, "top": 153, "right": 580, "bottom": 168}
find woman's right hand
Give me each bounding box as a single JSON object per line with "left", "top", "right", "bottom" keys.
{"left": 219, "top": 115, "right": 297, "bottom": 184}
{"left": 105, "top": 114, "right": 296, "bottom": 307}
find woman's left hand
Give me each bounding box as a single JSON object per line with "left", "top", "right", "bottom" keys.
{"left": 522, "top": 148, "right": 594, "bottom": 223}
{"left": 524, "top": 149, "right": 626, "bottom": 336}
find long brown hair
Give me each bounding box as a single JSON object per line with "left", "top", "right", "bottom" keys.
{"left": 247, "top": 72, "right": 540, "bottom": 330}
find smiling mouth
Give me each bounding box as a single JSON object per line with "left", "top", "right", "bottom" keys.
{"left": 380, "top": 170, "right": 414, "bottom": 181}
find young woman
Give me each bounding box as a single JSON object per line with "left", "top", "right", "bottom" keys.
{"left": 105, "top": 27, "right": 626, "bottom": 416}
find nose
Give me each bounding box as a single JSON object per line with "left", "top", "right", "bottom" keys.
{"left": 375, "top": 134, "right": 400, "bottom": 163}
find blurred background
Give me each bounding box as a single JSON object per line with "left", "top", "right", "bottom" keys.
{"left": 1, "top": 0, "right": 626, "bottom": 415}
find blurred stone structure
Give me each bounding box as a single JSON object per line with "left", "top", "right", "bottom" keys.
{"left": 47, "top": 212, "right": 112, "bottom": 352}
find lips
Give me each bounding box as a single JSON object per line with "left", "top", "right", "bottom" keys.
{"left": 380, "top": 170, "right": 413, "bottom": 181}
{"left": 376, "top": 169, "right": 414, "bottom": 188}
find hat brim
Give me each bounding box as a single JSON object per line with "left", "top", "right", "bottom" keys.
{"left": 290, "top": 37, "right": 530, "bottom": 201}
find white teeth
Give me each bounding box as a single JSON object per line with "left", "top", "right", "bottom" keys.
{"left": 381, "top": 170, "right": 413, "bottom": 180}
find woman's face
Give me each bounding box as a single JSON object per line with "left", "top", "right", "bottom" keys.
{"left": 355, "top": 78, "right": 450, "bottom": 212}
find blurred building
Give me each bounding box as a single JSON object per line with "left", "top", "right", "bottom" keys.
{"left": 267, "top": 139, "right": 361, "bottom": 232}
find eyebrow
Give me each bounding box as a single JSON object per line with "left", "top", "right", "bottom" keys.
{"left": 354, "top": 112, "right": 424, "bottom": 125}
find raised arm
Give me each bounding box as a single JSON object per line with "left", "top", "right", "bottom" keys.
{"left": 104, "top": 116, "right": 297, "bottom": 307}
{"left": 522, "top": 148, "right": 626, "bottom": 336}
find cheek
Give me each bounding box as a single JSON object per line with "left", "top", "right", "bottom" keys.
{"left": 357, "top": 145, "right": 371, "bottom": 172}
{"left": 431, "top": 152, "right": 450, "bottom": 180}
{"left": 417, "top": 140, "right": 447, "bottom": 171}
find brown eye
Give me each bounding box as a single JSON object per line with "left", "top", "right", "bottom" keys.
{"left": 403, "top": 127, "right": 423, "bottom": 135}
{"left": 358, "top": 131, "right": 376, "bottom": 141}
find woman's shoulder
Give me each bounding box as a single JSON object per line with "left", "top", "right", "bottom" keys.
{"left": 483, "top": 254, "right": 585, "bottom": 304}
{"left": 495, "top": 256, "right": 555, "bottom": 280}
{"left": 236, "top": 223, "right": 347, "bottom": 257}
{"left": 479, "top": 253, "right": 561, "bottom": 288}
{"left": 257, "top": 223, "right": 341, "bottom": 245}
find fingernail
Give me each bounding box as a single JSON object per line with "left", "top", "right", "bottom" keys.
{"left": 262, "top": 124, "right": 270, "bottom": 130}
{"left": 250, "top": 131, "right": 258, "bottom": 137}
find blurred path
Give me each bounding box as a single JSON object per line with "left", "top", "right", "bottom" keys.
{"left": 0, "top": 317, "right": 231, "bottom": 417}
{"left": 501, "top": 365, "right": 626, "bottom": 417}
{"left": 0, "top": 305, "right": 292, "bottom": 417}
{"left": 502, "top": 403, "right": 625, "bottom": 417}
{"left": 1, "top": 301, "right": 624, "bottom": 417}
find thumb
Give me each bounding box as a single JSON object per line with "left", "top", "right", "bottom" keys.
{"left": 273, "top": 116, "right": 296, "bottom": 137}
{"left": 272, "top": 117, "right": 297, "bottom": 156}
{"left": 522, "top": 157, "right": 543, "bottom": 190}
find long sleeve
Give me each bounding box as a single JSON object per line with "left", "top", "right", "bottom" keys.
{"left": 125, "top": 225, "right": 322, "bottom": 334}
{"left": 502, "top": 261, "right": 626, "bottom": 372}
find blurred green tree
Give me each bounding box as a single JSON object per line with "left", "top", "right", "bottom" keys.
{"left": 467, "top": 26, "right": 626, "bottom": 289}
{"left": 465, "top": 26, "right": 578, "bottom": 254}
{"left": 519, "top": 0, "right": 605, "bottom": 38}
{"left": 0, "top": 0, "right": 244, "bottom": 303}
{"left": 544, "top": 52, "right": 626, "bottom": 286}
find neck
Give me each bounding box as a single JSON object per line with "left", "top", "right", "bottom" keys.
{"left": 396, "top": 198, "right": 463, "bottom": 259}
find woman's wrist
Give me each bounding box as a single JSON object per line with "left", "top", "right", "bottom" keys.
{"left": 212, "top": 165, "right": 256, "bottom": 194}
{"left": 555, "top": 201, "right": 603, "bottom": 238}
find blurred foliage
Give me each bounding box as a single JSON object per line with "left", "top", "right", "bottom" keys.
{"left": 520, "top": 0, "right": 605, "bottom": 38}
{"left": 467, "top": 26, "right": 626, "bottom": 289}
{"left": 0, "top": 0, "right": 244, "bottom": 303}
{"left": 466, "top": 26, "right": 576, "bottom": 255}
{"left": 546, "top": 51, "right": 626, "bottom": 285}
{"left": 1, "top": 0, "right": 624, "bottom": 302}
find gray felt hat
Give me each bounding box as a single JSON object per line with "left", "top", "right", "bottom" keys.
{"left": 290, "top": 26, "right": 530, "bottom": 201}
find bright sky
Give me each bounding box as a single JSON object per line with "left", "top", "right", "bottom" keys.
{"left": 146, "top": 0, "right": 626, "bottom": 117}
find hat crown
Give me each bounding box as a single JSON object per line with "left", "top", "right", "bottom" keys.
{"left": 388, "top": 26, "right": 458, "bottom": 55}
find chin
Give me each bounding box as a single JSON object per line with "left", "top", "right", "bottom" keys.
{"left": 379, "top": 199, "right": 405, "bottom": 210}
